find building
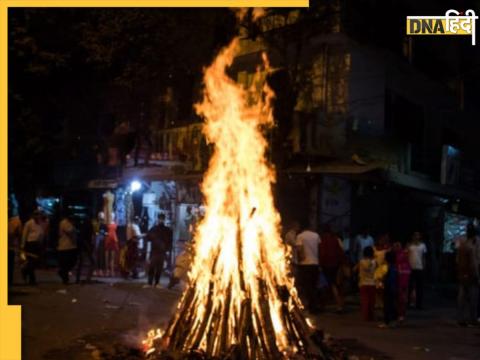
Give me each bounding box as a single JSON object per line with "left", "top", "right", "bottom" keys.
{"left": 142, "top": 3, "right": 480, "bottom": 282}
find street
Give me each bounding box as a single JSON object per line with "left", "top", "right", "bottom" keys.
{"left": 8, "top": 271, "right": 480, "bottom": 360}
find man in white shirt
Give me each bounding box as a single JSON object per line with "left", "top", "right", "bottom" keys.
{"left": 21, "top": 210, "right": 45, "bottom": 285}
{"left": 354, "top": 228, "right": 374, "bottom": 263}
{"left": 408, "top": 231, "right": 427, "bottom": 309}
{"left": 295, "top": 225, "right": 321, "bottom": 313}
{"left": 125, "top": 217, "right": 144, "bottom": 278}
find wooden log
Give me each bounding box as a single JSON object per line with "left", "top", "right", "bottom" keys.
{"left": 236, "top": 217, "right": 246, "bottom": 293}
{"left": 167, "top": 248, "right": 221, "bottom": 352}
{"left": 189, "top": 280, "right": 215, "bottom": 349}
{"left": 257, "top": 279, "right": 281, "bottom": 359}
{"left": 219, "top": 281, "right": 233, "bottom": 353}
{"left": 175, "top": 295, "right": 204, "bottom": 351}
{"left": 248, "top": 324, "right": 259, "bottom": 360}
{"left": 206, "top": 306, "right": 221, "bottom": 356}
{"left": 253, "top": 310, "right": 270, "bottom": 359}
{"left": 165, "top": 284, "right": 197, "bottom": 348}
{"left": 236, "top": 298, "right": 252, "bottom": 359}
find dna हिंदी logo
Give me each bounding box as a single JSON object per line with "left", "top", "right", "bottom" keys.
{"left": 406, "top": 9, "right": 478, "bottom": 45}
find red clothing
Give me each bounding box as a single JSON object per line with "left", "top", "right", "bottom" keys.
{"left": 104, "top": 223, "right": 119, "bottom": 251}
{"left": 395, "top": 249, "right": 411, "bottom": 289}
{"left": 360, "top": 285, "right": 376, "bottom": 321}
{"left": 395, "top": 249, "right": 411, "bottom": 317}
{"left": 319, "top": 232, "right": 344, "bottom": 268}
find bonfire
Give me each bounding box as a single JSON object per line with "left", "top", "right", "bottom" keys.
{"left": 143, "top": 12, "right": 338, "bottom": 360}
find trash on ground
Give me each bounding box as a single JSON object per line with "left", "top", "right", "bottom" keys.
{"left": 105, "top": 304, "right": 120, "bottom": 310}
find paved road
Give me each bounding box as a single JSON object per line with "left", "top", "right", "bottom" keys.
{"left": 8, "top": 271, "right": 480, "bottom": 360}
{"left": 316, "top": 301, "right": 480, "bottom": 360}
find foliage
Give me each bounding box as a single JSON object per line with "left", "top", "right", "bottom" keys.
{"left": 9, "top": 8, "right": 236, "bottom": 202}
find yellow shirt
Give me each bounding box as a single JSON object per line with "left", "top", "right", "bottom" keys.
{"left": 358, "top": 258, "right": 376, "bottom": 286}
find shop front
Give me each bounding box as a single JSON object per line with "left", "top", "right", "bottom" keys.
{"left": 87, "top": 169, "right": 203, "bottom": 272}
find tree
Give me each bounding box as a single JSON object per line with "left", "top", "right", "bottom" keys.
{"left": 9, "top": 8, "right": 237, "bottom": 208}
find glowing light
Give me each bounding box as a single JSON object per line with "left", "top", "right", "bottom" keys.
{"left": 130, "top": 180, "right": 142, "bottom": 193}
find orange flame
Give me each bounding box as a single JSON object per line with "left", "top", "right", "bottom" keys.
{"left": 143, "top": 36, "right": 311, "bottom": 359}
{"left": 192, "top": 37, "right": 293, "bottom": 346}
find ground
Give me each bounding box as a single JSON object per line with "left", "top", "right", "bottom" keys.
{"left": 8, "top": 270, "right": 480, "bottom": 360}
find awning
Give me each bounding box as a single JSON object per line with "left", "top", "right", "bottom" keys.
{"left": 122, "top": 166, "right": 202, "bottom": 182}
{"left": 87, "top": 179, "right": 119, "bottom": 189}
{"left": 386, "top": 170, "right": 480, "bottom": 204}
{"left": 284, "top": 160, "right": 384, "bottom": 175}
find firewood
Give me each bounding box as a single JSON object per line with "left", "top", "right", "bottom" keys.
{"left": 189, "top": 280, "right": 214, "bottom": 349}
{"left": 219, "top": 282, "right": 232, "bottom": 352}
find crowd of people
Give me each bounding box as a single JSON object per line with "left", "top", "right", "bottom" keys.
{"left": 7, "top": 203, "right": 178, "bottom": 288}
{"left": 286, "top": 221, "right": 480, "bottom": 328}
{"left": 8, "top": 200, "right": 480, "bottom": 328}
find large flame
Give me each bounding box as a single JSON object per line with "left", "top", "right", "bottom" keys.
{"left": 146, "top": 36, "right": 319, "bottom": 359}
{"left": 187, "top": 37, "right": 294, "bottom": 352}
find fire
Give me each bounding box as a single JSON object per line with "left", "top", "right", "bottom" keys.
{"left": 143, "top": 35, "right": 322, "bottom": 359}
{"left": 142, "top": 329, "right": 163, "bottom": 356}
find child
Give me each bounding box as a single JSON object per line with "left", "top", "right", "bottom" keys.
{"left": 374, "top": 233, "right": 391, "bottom": 309}
{"left": 374, "top": 254, "right": 388, "bottom": 309}
{"left": 168, "top": 242, "right": 193, "bottom": 289}
{"left": 393, "top": 242, "right": 410, "bottom": 321}
{"left": 357, "top": 246, "right": 376, "bottom": 321}
{"left": 379, "top": 251, "right": 398, "bottom": 328}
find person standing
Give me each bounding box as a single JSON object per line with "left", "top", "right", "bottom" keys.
{"left": 57, "top": 214, "right": 78, "bottom": 284}
{"left": 168, "top": 241, "right": 193, "bottom": 289}
{"left": 94, "top": 212, "right": 106, "bottom": 276}
{"left": 357, "top": 246, "right": 377, "bottom": 321}
{"left": 295, "top": 224, "right": 321, "bottom": 313}
{"left": 21, "top": 210, "right": 45, "bottom": 285}
{"left": 374, "top": 233, "right": 391, "bottom": 309}
{"left": 456, "top": 226, "right": 479, "bottom": 326}
{"left": 374, "top": 233, "right": 391, "bottom": 267}
{"left": 8, "top": 203, "right": 22, "bottom": 287}
{"left": 340, "top": 228, "right": 353, "bottom": 262}
{"left": 284, "top": 220, "right": 300, "bottom": 274}
{"left": 379, "top": 251, "right": 398, "bottom": 328}
{"left": 146, "top": 213, "right": 172, "bottom": 287}
{"left": 354, "top": 228, "right": 374, "bottom": 263}
{"left": 408, "top": 231, "right": 427, "bottom": 309}
{"left": 319, "top": 224, "right": 345, "bottom": 312}
{"left": 393, "top": 242, "right": 411, "bottom": 321}
{"left": 123, "top": 217, "right": 144, "bottom": 278}
{"left": 76, "top": 217, "right": 96, "bottom": 283}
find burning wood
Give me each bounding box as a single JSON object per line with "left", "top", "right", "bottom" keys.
{"left": 141, "top": 18, "right": 337, "bottom": 359}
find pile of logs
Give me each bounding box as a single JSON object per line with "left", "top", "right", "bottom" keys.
{"left": 144, "top": 214, "right": 344, "bottom": 359}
